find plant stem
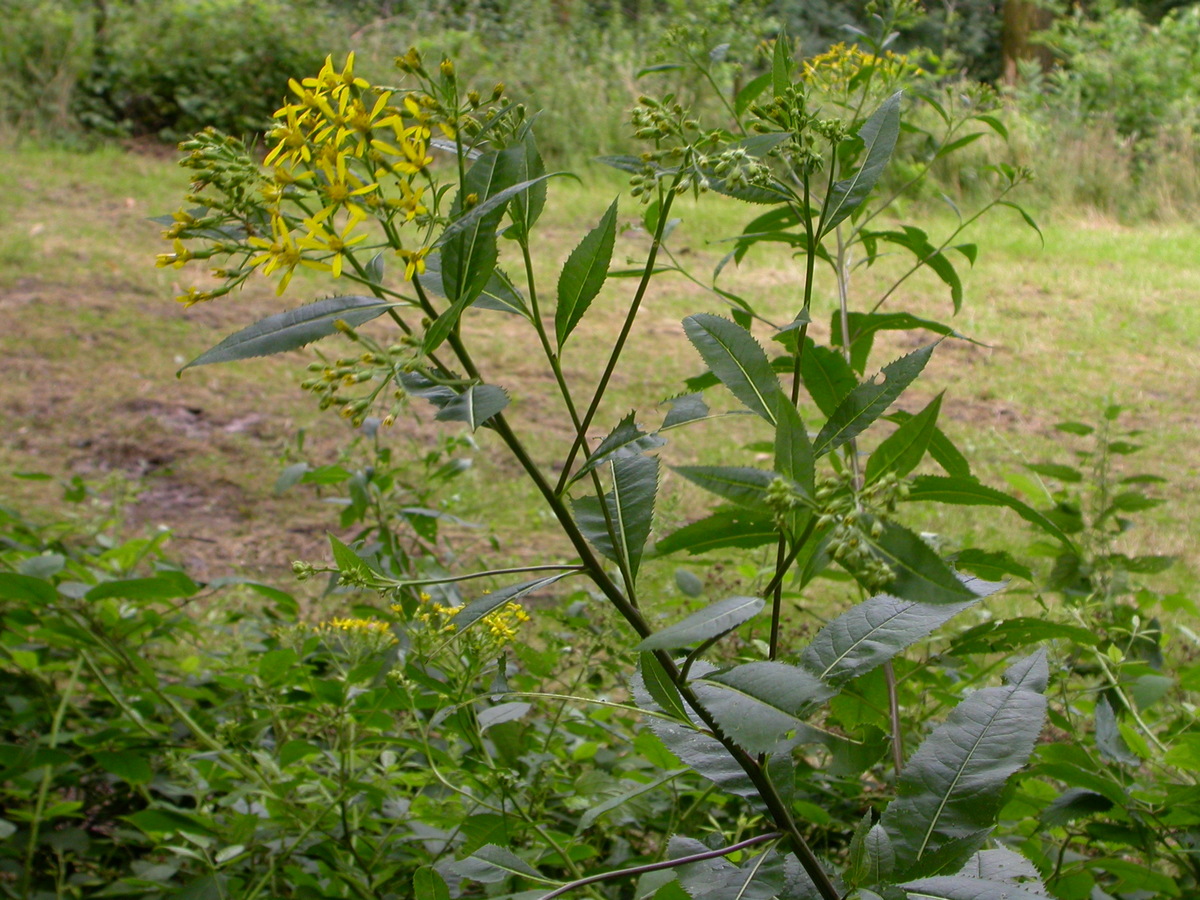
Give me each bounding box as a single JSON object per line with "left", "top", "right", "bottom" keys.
{"left": 534, "top": 832, "right": 782, "bottom": 900}
{"left": 555, "top": 178, "right": 682, "bottom": 494}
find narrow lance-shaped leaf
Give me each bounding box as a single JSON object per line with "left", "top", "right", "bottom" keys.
{"left": 775, "top": 398, "right": 815, "bottom": 494}
{"left": 799, "top": 575, "right": 1001, "bottom": 687}
{"left": 654, "top": 508, "right": 778, "bottom": 556}
{"left": 179, "top": 296, "right": 392, "bottom": 373}
{"left": 505, "top": 129, "right": 547, "bottom": 241}
{"left": 452, "top": 572, "right": 575, "bottom": 631}
{"left": 813, "top": 343, "right": 935, "bottom": 457}
{"left": 695, "top": 661, "right": 834, "bottom": 755}
{"left": 832, "top": 311, "right": 971, "bottom": 375}
{"left": 865, "top": 392, "right": 944, "bottom": 484}
{"left": 448, "top": 844, "right": 551, "bottom": 885}
{"left": 636, "top": 595, "right": 765, "bottom": 651}
{"left": 862, "top": 520, "right": 977, "bottom": 605}
{"left": 880, "top": 651, "right": 1049, "bottom": 876}
{"left": 571, "top": 411, "right": 665, "bottom": 484}
{"left": 639, "top": 652, "right": 689, "bottom": 721}
{"left": 820, "top": 92, "right": 902, "bottom": 239}
{"left": 572, "top": 455, "right": 658, "bottom": 579}
{"left": 674, "top": 465, "right": 776, "bottom": 512}
{"left": 556, "top": 198, "right": 618, "bottom": 348}
{"left": 905, "top": 475, "right": 1075, "bottom": 549}
{"left": 433, "top": 384, "right": 510, "bottom": 431}
{"left": 683, "top": 314, "right": 782, "bottom": 424}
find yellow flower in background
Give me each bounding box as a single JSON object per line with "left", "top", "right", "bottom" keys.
{"left": 304, "top": 53, "right": 369, "bottom": 97}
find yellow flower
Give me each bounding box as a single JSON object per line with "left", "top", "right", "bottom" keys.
{"left": 264, "top": 106, "right": 313, "bottom": 168}
{"left": 299, "top": 207, "right": 369, "bottom": 279}
{"left": 156, "top": 238, "right": 192, "bottom": 269}
{"left": 304, "top": 53, "right": 369, "bottom": 97}
{"left": 249, "top": 214, "right": 315, "bottom": 293}
{"left": 396, "top": 246, "right": 428, "bottom": 280}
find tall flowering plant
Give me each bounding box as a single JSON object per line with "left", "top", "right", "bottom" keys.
{"left": 162, "top": 15, "right": 1062, "bottom": 898}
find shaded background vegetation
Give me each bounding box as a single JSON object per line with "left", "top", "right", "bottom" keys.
{"left": 4, "top": 0, "right": 1200, "bottom": 216}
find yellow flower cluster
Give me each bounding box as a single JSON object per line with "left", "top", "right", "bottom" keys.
{"left": 801, "top": 43, "right": 922, "bottom": 93}
{"left": 398, "top": 591, "right": 531, "bottom": 647}
{"left": 161, "top": 53, "right": 441, "bottom": 304}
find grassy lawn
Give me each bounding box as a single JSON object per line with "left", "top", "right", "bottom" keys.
{"left": 1, "top": 142, "right": 1196, "bottom": 607}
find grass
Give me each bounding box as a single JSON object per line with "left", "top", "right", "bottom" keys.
{"left": 1, "top": 140, "right": 1196, "bottom": 615}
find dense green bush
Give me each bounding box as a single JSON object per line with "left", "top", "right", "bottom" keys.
{"left": 75, "top": 0, "right": 333, "bottom": 141}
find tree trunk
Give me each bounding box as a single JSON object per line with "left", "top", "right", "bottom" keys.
{"left": 1001, "top": 0, "right": 1055, "bottom": 85}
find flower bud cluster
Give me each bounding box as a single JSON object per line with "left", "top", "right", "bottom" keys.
{"left": 300, "top": 322, "right": 419, "bottom": 427}
{"left": 813, "top": 472, "right": 912, "bottom": 594}
{"left": 711, "top": 147, "right": 772, "bottom": 191}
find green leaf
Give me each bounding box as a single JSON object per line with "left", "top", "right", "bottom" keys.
{"left": 1025, "top": 463, "right": 1082, "bottom": 483}
{"left": 906, "top": 476, "right": 1075, "bottom": 549}
{"left": 800, "top": 578, "right": 998, "bottom": 687}
{"left": 865, "top": 393, "right": 943, "bottom": 484}
{"left": 798, "top": 339, "right": 857, "bottom": 417}
{"left": 661, "top": 393, "right": 710, "bottom": 430}
{"left": 124, "top": 809, "right": 217, "bottom": 838}
{"left": 673, "top": 465, "right": 775, "bottom": 511}
{"left": 832, "top": 312, "right": 968, "bottom": 375}
{"left": 880, "top": 652, "right": 1048, "bottom": 875}
{"left": 867, "top": 226, "right": 964, "bottom": 311}
{"left": 820, "top": 92, "right": 902, "bottom": 238}
{"left": 775, "top": 399, "right": 815, "bottom": 494}
{"left": 683, "top": 314, "right": 782, "bottom": 424}
{"left": 506, "top": 130, "right": 547, "bottom": 241}
{"left": 946, "top": 617, "right": 1095, "bottom": 656}
{"left": 414, "top": 868, "right": 451, "bottom": 900}
{"left": 0, "top": 573, "right": 57, "bottom": 605}
{"left": 576, "top": 767, "right": 687, "bottom": 834}
{"left": 772, "top": 31, "right": 792, "bottom": 98}
{"left": 449, "top": 844, "right": 549, "bottom": 885}
{"left": 573, "top": 411, "right": 665, "bottom": 484}
{"left": 572, "top": 455, "right": 658, "bottom": 579}
{"left": 899, "top": 875, "right": 1050, "bottom": 900}
{"left": 696, "top": 661, "right": 834, "bottom": 755}
{"left": 636, "top": 595, "right": 765, "bottom": 651}
{"left": 1040, "top": 788, "right": 1113, "bottom": 827}
{"left": 860, "top": 521, "right": 976, "bottom": 605}
{"left": 419, "top": 252, "right": 529, "bottom": 318}
{"left": 814, "top": 344, "right": 935, "bottom": 457}
{"left": 639, "top": 652, "right": 690, "bottom": 721}
{"left": 556, "top": 198, "right": 618, "bottom": 348}
{"left": 433, "top": 384, "right": 509, "bottom": 431}
{"left": 951, "top": 549, "right": 1031, "bottom": 582}
{"left": 179, "top": 296, "right": 392, "bottom": 372}
{"left": 850, "top": 821, "right": 895, "bottom": 887}
{"left": 735, "top": 70, "right": 773, "bottom": 116}
{"left": 1095, "top": 697, "right": 1139, "bottom": 765}
{"left": 654, "top": 508, "right": 778, "bottom": 555}
{"left": 86, "top": 573, "right": 199, "bottom": 601}
{"left": 453, "top": 573, "right": 574, "bottom": 631}
{"left": 94, "top": 751, "right": 153, "bottom": 785}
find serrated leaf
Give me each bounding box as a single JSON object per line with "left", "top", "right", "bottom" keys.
{"left": 673, "top": 465, "right": 775, "bottom": 512}
{"left": 433, "top": 384, "right": 509, "bottom": 431}
{"left": 452, "top": 573, "right": 573, "bottom": 631}
{"left": 695, "top": 661, "right": 834, "bottom": 754}
{"left": 476, "top": 702, "right": 530, "bottom": 731}
{"left": 1040, "top": 788, "right": 1113, "bottom": 827}
{"left": 413, "top": 866, "right": 451, "bottom": 900}
{"left": 576, "top": 768, "right": 686, "bottom": 834}
{"left": 775, "top": 398, "right": 815, "bottom": 493}
{"left": 506, "top": 130, "right": 547, "bottom": 241}
{"left": 814, "top": 343, "right": 934, "bottom": 456}
{"left": 900, "top": 875, "right": 1050, "bottom": 900}
{"left": 959, "top": 848, "right": 1047, "bottom": 893}
{"left": 832, "top": 312, "right": 967, "bottom": 375}
{"left": 865, "top": 393, "right": 943, "bottom": 484}
{"left": 636, "top": 596, "right": 765, "bottom": 651}
{"left": 572, "top": 411, "right": 665, "bottom": 484}
{"left": 1095, "top": 696, "right": 1139, "bottom": 765}
{"left": 655, "top": 508, "right": 778, "bottom": 555}
{"left": 673, "top": 838, "right": 794, "bottom": 900}
{"left": 850, "top": 824, "right": 894, "bottom": 886}
{"left": 820, "top": 92, "right": 901, "bottom": 238}
{"left": 798, "top": 339, "right": 858, "bottom": 417}
{"left": 449, "top": 844, "right": 549, "bottom": 884}
{"left": 881, "top": 651, "right": 1048, "bottom": 874}
{"left": 179, "top": 296, "right": 392, "bottom": 372}
{"left": 772, "top": 32, "right": 792, "bottom": 97}
{"left": 951, "top": 549, "right": 1031, "bottom": 582}
{"left": 869, "top": 226, "right": 965, "bottom": 311}
{"left": 662, "top": 393, "right": 710, "bottom": 429}
{"left": 572, "top": 455, "right": 658, "bottom": 579}
{"left": 639, "top": 652, "right": 689, "bottom": 721}
{"left": 683, "top": 314, "right": 782, "bottom": 424}
{"left": 556, "top": 198, "right": 618, "bottom": 347}
{"left": 800, "top": 578, "right": 998, "bottom": 686}
{"left": 862, "top": 521, "right": 977, "bottom": 605}
{"left": 418, "top": 252, "right": 529, "bottom": 318}
{"left": 906, "top": 476, "right": 1074, "bottom": 549}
